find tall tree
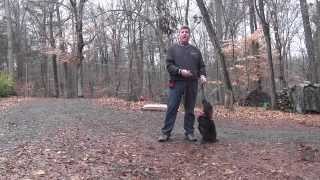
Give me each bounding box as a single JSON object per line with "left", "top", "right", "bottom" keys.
{"left": 315, "top": 0, "right": 320, "bottom": 82}
{"left": 12, "top": 0, "right": 27, "bottom": 81}
{"left": 49, "top": 3, "right": 59, "bottom": 97}
{"left": 270, "top": 1, "right": 287, "bottom": 89}
{"left": 136, "top": 20, "right": 144, "bottom": 99}
{"left": 184, "top": 0, "right": 190, "bottom": 25}
{"left": 70, "top": 0, "right": 88, "bottom": 97}
{"left": 5, "top": 0, "right": 14, "bottom": 76}
{"left": 299, "top": 0, "right": 318, "bottom": 83}
{"left": 249, "top": 0, "right": 258, "bottom": 33}
{"left": 56, "top": 3, "right": 70, "bottom": 97}
{"left": 215, "top": 0, "right": 224, "bottom": 102}
{"left": 255, "top": 0, "right": 277, "bottom": 109}
{"left": 39, "top": 4, "right": 49, "bottom": 96}
{"left": 196, "top": 0, "right": 233, "bottom": 94}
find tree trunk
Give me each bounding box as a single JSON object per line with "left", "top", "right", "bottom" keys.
{"left": 111, "top": 28, "right": 121, "bottom": 97}
{"left": 147, "top": 46, "right": 155, "bottom": 98}
{"left": 136, "top": 20, "right": 144, "bottom": 99}
{"left": 215, "top": 0, "right": 225, "bottom": 104}
{"left": 196, "top": 0, "right": 233, "bottom": 93}
{"left": 5, "top": 0, "right": 14, "bottom": 76}
{"left": 215, "top": 0, "right": 223, "bottom": 51}
{"left": 155, "top": 1, "right": 167, "bottom": 86}
{"left": 95, "top": 20, "right": 110, "bottom": 85}
{"left": 49, "top": 5, "right": 59, "bottom": 97}
{"left": 56, "top": 5, "right": 70, "bottom": 98}
{"left": 271, "top": 10, "right": 287, "bottom": 89}
{"left": 40, "top": 7, "right": 48, "bottom": 97}
{"left": 70, "top": 0, "right": 86, "bottom": 97}
{"left": 244, "top": 12, "right": 250, "bottom": 91}
{"left": 314, "top": 0, "right": 320, "bottom": 82}
{"left": 299, "top": 0, "right": 318, "bottom": 83}
{"left": 127, "top": 19, "right": 139, "bottom": 101}
{"left": 256, "top": 0, "right": 277, "bottom": 109}
{"left": 13, "top": 0, "right": 26, "bottom": 82}
{"left": 127, "top": 22, "right": 134, "bottom": 100}
{"left": 184, "top": 0, "right": 190, "bottom": 25}
{"left": 249, "top": 0, "right": 257, "bottom": 33}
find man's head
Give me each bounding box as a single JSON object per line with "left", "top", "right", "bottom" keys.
{"left": 179, "top": 25, "right": 190, "bottom": 45}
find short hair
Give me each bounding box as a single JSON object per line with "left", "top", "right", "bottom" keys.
{"left": 179, "top": 25, "right": 190, "bottom": 32}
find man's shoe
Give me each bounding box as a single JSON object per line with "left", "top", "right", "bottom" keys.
{"left": 185, "top": 134, "right": 197, "bottom": 142}
{"left": 158, "top": 134, "right": 170, "bottom": 142}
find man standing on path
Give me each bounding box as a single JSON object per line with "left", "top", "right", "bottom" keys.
{"left": 158, "top": 25, "right": 207, "bottom": 142}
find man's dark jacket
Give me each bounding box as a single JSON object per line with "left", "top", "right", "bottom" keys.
{"left": 166, "top": 43, "right": 206, "bottom": 80}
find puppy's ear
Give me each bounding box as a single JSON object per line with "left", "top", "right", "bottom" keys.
{"left": 202, "top": 99, "right": 212, "bottom": 110}
{"left": 202, "top": 99, "right": 208, "bottom": 105}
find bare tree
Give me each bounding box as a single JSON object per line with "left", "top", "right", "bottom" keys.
{"left": 12, "top": 0, "right": 28, "bottom": 81}
{"left": 249, "top": 0, "right": 258, "bottom": 33}
{"left": 70, "top": 0, "right": 88, "bottom": 97}
{"left": 270, "top": 1, "right": 287, "bottom": 89}
{"left": 299, "top": 0, "right": 318, "bottom": 83}
{"left": 3, "top": 0, "right": 317, "bottom": 105}
{"left": 196, "top": 0, "right": 234, "bottom": 96}
{"left": 39, "top": 4, "right": 49, "bottom": 96}
{"left": 314, "top": 0, "right": 320, "bottom": 82}
{"left": 56, "top": 3, "right": 71, "bottom": 98}
{"left": 215, "top": 0, "right": 224, "bottom": 103}
{"left": 5, "top": 0, "right": 14, "bottom": 76}
{"left": 136, "top": 20, "right": 144, "bottom": 99}
{"left": 184, "top": 0, "right": 190, "bottom": 25}
{"left": 49, "top": 3, "right": 59, "bottom": 97}
{"left": 255, "top": 0, "right": 277, "bottom": 109}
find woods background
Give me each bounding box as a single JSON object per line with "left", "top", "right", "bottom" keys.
{"left": 0, "top": 0, "right": 319, "bottom": 109}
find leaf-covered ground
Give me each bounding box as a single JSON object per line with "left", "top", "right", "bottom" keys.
{"left": 0, "top": 97, "right": 320, "bottom": 179}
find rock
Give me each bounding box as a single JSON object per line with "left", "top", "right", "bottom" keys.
{"left": 301, "top": 146, "right": 319, "bottom": 162}
{"left": 289, "top": 82, "right": 320, "bottom": 113}
{"left": 239, "top": 88, "right": 271, "bottom": 107}
{"left": 276, "top": 88, "right": 293, "bottom": 112}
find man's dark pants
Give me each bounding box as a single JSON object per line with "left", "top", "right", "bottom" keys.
{"left": 161, "top": 80, "right": 198, "bottom": 136}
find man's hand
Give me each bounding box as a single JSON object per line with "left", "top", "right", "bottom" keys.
{"left": 200, "top": 75, "right": 207, "bottom": 84}
{"left": 180, "top": 69, "right": 193, "bottom": 77}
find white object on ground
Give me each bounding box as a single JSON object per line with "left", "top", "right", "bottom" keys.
{"left": 142, "top": 104, "right": 167, "bottom": 111}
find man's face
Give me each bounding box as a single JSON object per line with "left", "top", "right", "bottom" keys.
{"left": 179, "top": 28, "right": 190, "bottom": 45}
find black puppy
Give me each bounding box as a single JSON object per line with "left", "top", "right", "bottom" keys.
{"left": 197, "top": 99, "right": 217, "bottom": 144}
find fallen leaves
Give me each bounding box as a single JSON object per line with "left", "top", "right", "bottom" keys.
{"left": 94, "top": 97, "right": 320, "bottom": 127}
{"left": 0, "top": 97, "right": 28, "bottom": 112}
{"left": 1, "top": 125, "right": 320, "bottom": 179}
{"left": 1, "top": 97, "right": 320, "bottom": 179}
{"left": 211, "top": 105, "right": 320, "bottom": 127}
{"left": 95, "top": 97, "right": 146, "bottom": 111}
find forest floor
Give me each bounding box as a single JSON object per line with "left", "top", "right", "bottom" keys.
{"left": 0, "top": 97, "right": 320, "bottom": 179}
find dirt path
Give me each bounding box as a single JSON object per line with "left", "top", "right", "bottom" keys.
{"left": 0, "top": 98, "right": 320, "bottom": 179}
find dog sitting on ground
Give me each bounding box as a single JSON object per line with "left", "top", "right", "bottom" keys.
{"left": 197, "top": 99, "right": 217, "bottom": 144}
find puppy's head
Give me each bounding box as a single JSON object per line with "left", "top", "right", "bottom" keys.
{"left": 202, "top": 99, "right": 213, "bottom": 119}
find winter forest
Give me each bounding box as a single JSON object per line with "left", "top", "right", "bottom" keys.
{"left": 0, "top": 0, "right": 320, "bottom": 110}
{"left": 2, "top": 1, "right": 320, "bottom": 179}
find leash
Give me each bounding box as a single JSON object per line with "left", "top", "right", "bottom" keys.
{"left": 200, "top": 83, "right": 207, "bottom": 101}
